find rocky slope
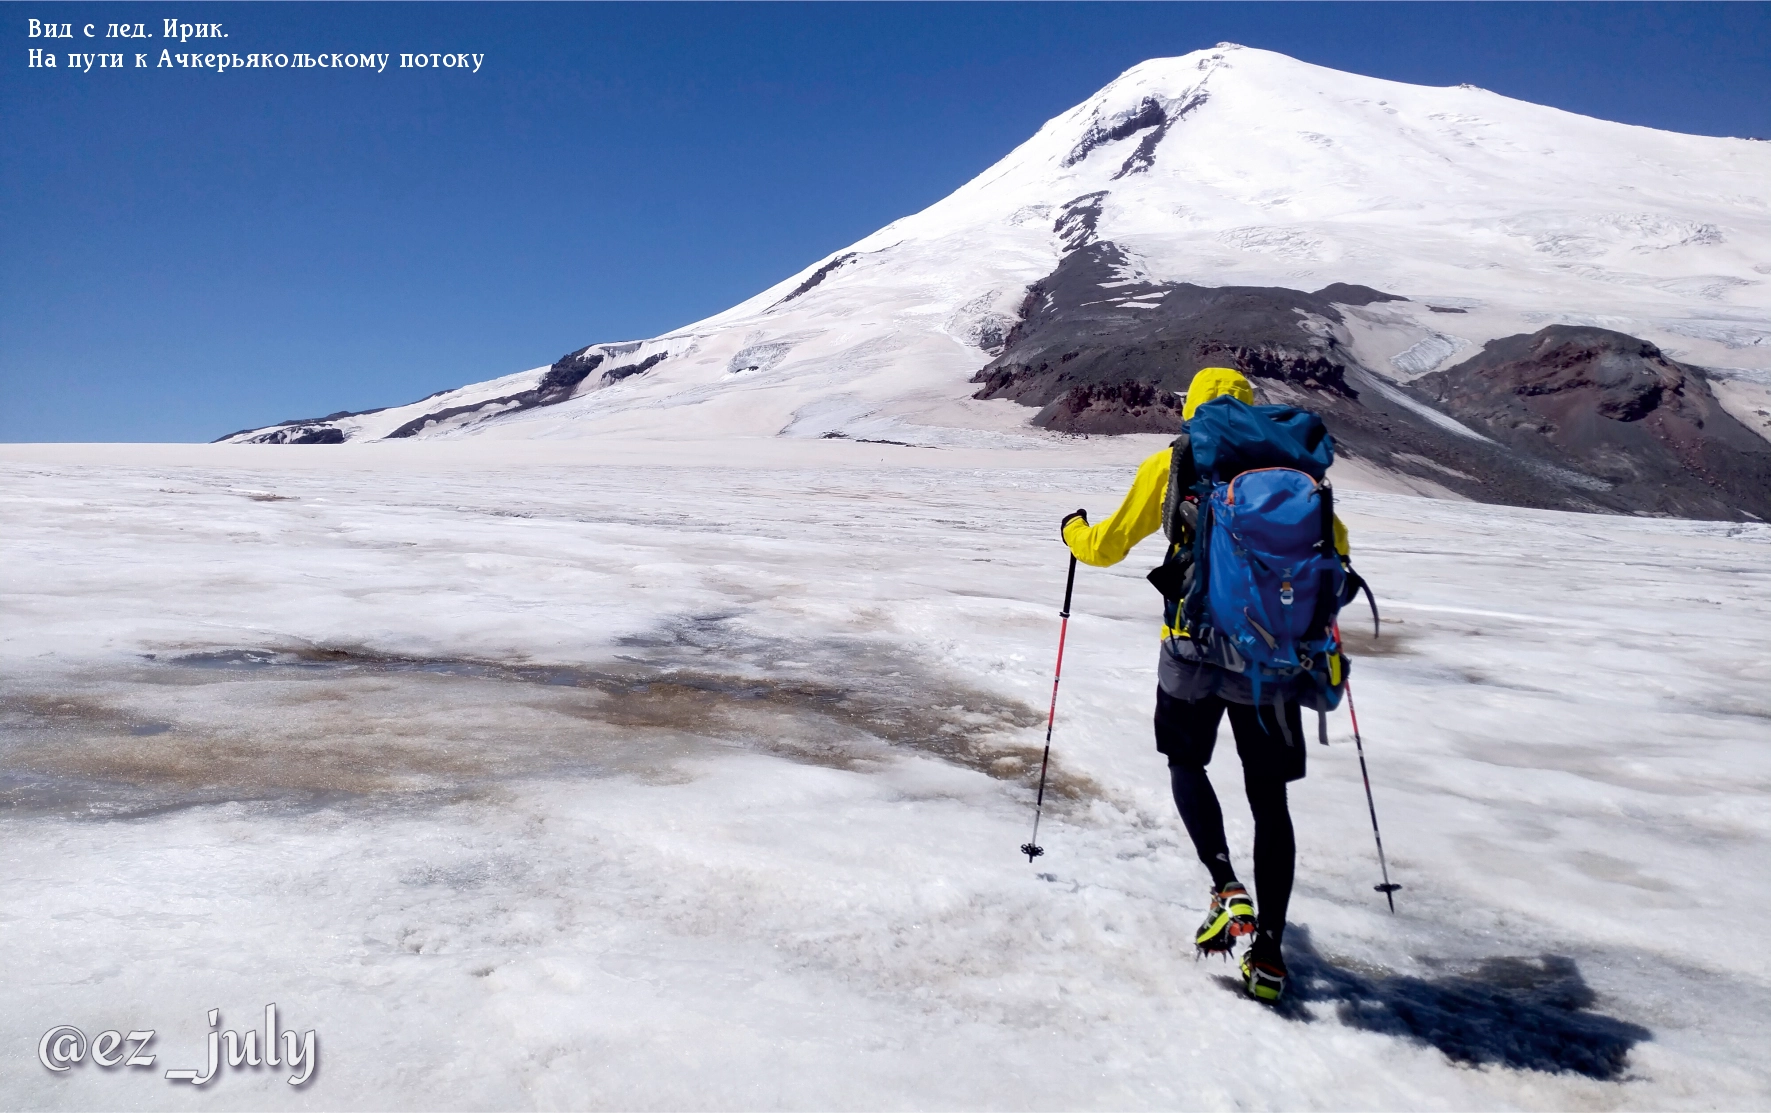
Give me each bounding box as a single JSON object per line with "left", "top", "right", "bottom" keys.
{"left": 1415, "top": 327, "right": 1771, "bottom": 519}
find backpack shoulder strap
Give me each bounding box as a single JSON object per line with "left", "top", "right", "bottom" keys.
{"left": 1179, "top": 474, "right": 1222, "bottom": 634}
{"left": 1161, "top": 432, "right": 1198, "bottom": 543}
{"left": 1342, "top": 568, "right": 1381, "bottom": 637}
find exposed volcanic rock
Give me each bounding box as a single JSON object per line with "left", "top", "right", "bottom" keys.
{"left": 225, "top": 424, "right": 347, "bottom": 445}
{"left": 602, "top": 351, "right": 669, "bottom": 383}
{"left": 1034, "top": 381, "right": 1190, "bottom": 435}
{"left": 1052, "top": 193, "right": 1108, "bottom": 252}
{"left": 969, "top": 242, "right": 1383, "bottom": 433}
{"left": 1111, "top": 91, "right": 1208, "bottom": 179}
{"left": 230, "top": 344, "right": 670, "bottom": 443}
{"left": 384, "top": 397, "right": 523, "bottom": 439}
{"left": 966, "top": 245, "right": 1769, "bottom": 520}
{"left": 385, "top": 346, "right": 669, "bottom": 439}
{"left": 215, "top": 406, "right": 386, "bottom": 444}
{"left": 771, "top": 252, "right": 857, "bottom": 308}
{"left": 384, "top": 346, "right": 611, "bottom": 439}
{"left": 1062, "top": 97, "right": 1167, "bottom": 168}
{"left": 534, "top": 346, "right": 609, "bottom": 403}
{"left": 1058, "top": 54, "right": 1217, "bottom": 181}
{"left": 1315, "top": 283, "right": 1408, "bottom": 307}
{"left": 1416, "top": 327, "right": 1771, "bottom": 520}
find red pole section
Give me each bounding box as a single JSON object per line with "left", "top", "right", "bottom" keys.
{"left": 1022, "top": 554, "right": 1078, "bottom": 862}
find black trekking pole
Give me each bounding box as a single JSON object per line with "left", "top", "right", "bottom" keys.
{"left": 1022, "top": 554, "right": 1078, "bottom": 862}
{"left": 1344, "top": 678, "right": 1401, "bottom": 911}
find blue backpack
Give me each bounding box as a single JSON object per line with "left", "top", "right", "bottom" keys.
{"left": 1179, "top": 396, "right": 1376, "bottom": 722}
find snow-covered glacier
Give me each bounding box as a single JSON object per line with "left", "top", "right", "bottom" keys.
{"left": 3, "top": 436, "right": 1771, "bottom": 1107}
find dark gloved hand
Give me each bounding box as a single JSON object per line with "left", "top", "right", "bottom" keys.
{"left": 1060, "top": 508, "right": 1088, "bottom": 541}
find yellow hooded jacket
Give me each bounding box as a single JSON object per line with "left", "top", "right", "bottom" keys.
{"left": 1060, "top": 368, "right": 1350, "bottom": 641}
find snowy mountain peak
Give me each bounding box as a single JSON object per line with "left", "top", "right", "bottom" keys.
{"left": 223, "top": 49, "right": 1771, "bottom": 516}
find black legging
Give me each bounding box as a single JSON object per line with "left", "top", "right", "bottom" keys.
{"left": 1155, "top": 690, "right": 1302, "bottom": 951}
{"left": 1170, "top": 763, "right": 1295, "bottom": 948}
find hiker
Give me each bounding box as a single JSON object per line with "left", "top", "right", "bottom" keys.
{"left": 1059, "top": 367, "right": 1357, "bottom": 1003}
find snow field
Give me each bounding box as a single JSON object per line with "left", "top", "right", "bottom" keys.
{"left": 1, "top": 440, "right": 1769, "bottom": 1109}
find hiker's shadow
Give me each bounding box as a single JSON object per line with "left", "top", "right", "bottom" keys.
{"left": 1216, "top": 926, "right": 1651, "bottom": 1080}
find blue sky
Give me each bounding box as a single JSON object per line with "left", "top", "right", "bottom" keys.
{"left": 3, "top": 2, "right": 1768, "bottom": 442}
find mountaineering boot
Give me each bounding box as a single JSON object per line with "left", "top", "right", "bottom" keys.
{"left": 1239, "top": 934, "right": 1287, "bottom": 1002}
{"left": 1194, "top": 882, "right": 1255, "bottom": 955}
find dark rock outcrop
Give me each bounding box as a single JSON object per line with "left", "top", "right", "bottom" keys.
{"left": 961, "top": 249, "right": 1565, "bottom": 506}
{"left": 1058, "top": 87, "right": 1213, "bottom": 181}
{"left": 1416, "top": 327, "right": 1771, "bottom": 520}
{"left": 968, "top": 242, "right": 1370, "bottom": 433}
{"left": 1037, "top": 381, "right": 1190, "bottom": 435}
{"left": 385, "top": 346, "right": 664, "bottom": 439}
{"left": 1053, "top": 192, "right": 1108, "bottom": 252}
{"left": 214, "top": 406, "right": 386, "bottom": 444}
{"left": 772, "top": 252, "right": 857, "bottom": 308}
{"left": 231, "top": 344, "right": 668, "bottom": 443}
{"left": 602, "top": 351, "right": 668, "bottom": 383}
{"left": 224, "top": 424, "right": 346, "bottom": 445}
{"left": 1314, "top": 283, "right": 1408, "bottom": 307}
{"left": 970, "top": 242, "right": 1768, "bottom": 520}
{"left": 1062, "top": 98, "right": 1168, "bottom": 168}
{"left": 533, "top": 347, "right": 608, "bottom": 404}
{"left": 1113, "top": 91, "right": 1208, "bottom": 179}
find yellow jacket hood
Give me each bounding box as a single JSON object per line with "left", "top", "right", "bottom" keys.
{"left": 1182, "top": 368, "right": 1253, "bottom": 419}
